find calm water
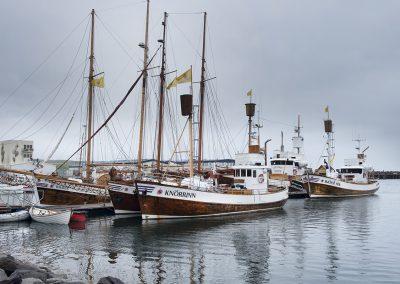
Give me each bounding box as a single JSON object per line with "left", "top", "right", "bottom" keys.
{"left": 1, "top": 180, "right": 399, "bottom": 283}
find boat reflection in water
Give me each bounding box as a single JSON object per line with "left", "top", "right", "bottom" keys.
{"left": 1, "top": 182, "right": 399, "bottom": 283}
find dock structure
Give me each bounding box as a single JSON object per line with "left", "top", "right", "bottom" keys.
{"left": 370, "top": 171, "right": 400, "bottom": 180}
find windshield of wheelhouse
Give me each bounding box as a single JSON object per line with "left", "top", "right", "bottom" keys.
{"left": 340, "top": 168, "right": 363, "bottom": 174}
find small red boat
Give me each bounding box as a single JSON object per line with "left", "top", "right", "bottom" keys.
{"left": 70, "top": 211, "right": 87, "bottom": 222}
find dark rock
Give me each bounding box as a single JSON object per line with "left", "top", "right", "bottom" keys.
{"left": 97, "top": 276, "right": 125, "bottom": 284}
{"left": 9, "top": 270, "right": 47, "bottom": 283}
{"left": 21, "top": 278, "right": 44, "bottom": 284}
{"left": 0, "top": 255, "right": 37, "bottom": 276}
{"left": 46, "top": 280, "right": 84, "bottom": 284}
{"left": 0, "top": 273, "right": 22, "bottom": 284}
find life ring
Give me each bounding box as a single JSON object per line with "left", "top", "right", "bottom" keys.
{"left": 293, "top": 168, "right": 298, "bottom": 175}
{"left": 257, "top": 174, "right": 264, "bottom": 183}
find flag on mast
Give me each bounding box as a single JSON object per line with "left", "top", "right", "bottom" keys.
{"left": 324, "top": 105, "right": 329, "bottom": 113}
{"left": 167, "top": 68, "right": 192, "bottom": 90}
{"left": 92, "top": 76, "right": 105, "bottom": 88}
{"left": 247, "top": 89, "right": 253, "bottom": 97}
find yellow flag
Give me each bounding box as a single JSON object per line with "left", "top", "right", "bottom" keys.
{"left": 92, "top": 76, "right": 105, "bottom": 88}
{"left": 324, "top": 105, "right": 329, "bottom": 113}
{"left": 247, "top": 89, "right": 253, "bottom": 97}
{"left": 167, "top": 68, "right": 192, "bottom": 90}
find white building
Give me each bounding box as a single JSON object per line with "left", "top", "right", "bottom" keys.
{"left": 0, "top": 140, "right": 34, "bottom": 167}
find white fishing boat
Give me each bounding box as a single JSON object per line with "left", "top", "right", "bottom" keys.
{"left": 0, "top": 209, "right": 30, "bottom": 223}
{"left": 268, "top": 117, "right": 310, "bottom": 198}
{"left": 303, "top": 108, "right": 379, "bottom": 198}
{"left": 0, "top": 169, "right": 41, "bottom": 209}
{"left": 29, "top": 206, "right": 71, "bottom": 224}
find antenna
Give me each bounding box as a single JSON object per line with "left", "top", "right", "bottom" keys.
{"left": 353, "top": 135, "right": 366, "bottom": 154}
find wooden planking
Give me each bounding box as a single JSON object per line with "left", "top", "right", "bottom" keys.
{"left": 108, "top": 190, "right": 140, "bottom": 212}
{"left": 139, "top": 195, "right": 286, "bottom": 217}
{"left": 309, "top": 182, "right": 378, "bottom": 197}
{"left": 38, "top": 186, "right": 109, "bottom": 205}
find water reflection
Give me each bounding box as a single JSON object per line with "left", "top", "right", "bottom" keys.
{"left": 0, "top": 182, "right": 399, "bottom": 283}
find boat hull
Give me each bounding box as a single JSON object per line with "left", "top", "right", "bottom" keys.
{"left": 0, "top": 210, "right": 30, "bottom": 222}
{"left": 37, "top": 181, "right": 109, "bottom": 206}
{"left": 29, "top": 207, "right": 71, "bottom": 225}
{"left": 108, "top": 183, "right": 140, "bottom": 214}
{"left": 137, "top": 182, "right": 288, "bottom": 220}
{"left": 303, "top": 175, "right": 379, "bottom": 198}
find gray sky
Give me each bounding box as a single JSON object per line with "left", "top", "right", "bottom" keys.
{"left": 0, "top": 0, "right": 399, "bottom": 170}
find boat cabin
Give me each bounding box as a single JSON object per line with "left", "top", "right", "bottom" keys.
{"left": 233, "top": 151, "right": 269, "bottom": 190}
{"left": 270, "top": 150, "right": 306, "bottom": 176}
{"left": 338, "top": 153, "right": 371, "bottom": 183}
{"left": 338, "top": 166, "right": 369, "bottom": 183}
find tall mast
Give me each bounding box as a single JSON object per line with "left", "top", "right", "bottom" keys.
{"left": 197, "top": 12, "right": 207, "bottom": 173}
{"left": 137, "top": 0, "right": 150, "bottom": 177}
{"left": 324, "top": 107, "right": 334, "bottom": 171}
{"left": 280, "top": 131, "right": 284, "bottom": 152}
{"left": 156, "top": 12, "right": 168, "bottom": 172}
{"left": 85, "top": 9, "right": 95, "bottom": 181}
{"left": 296, "top": 114, "right": 301, "bottom": 154}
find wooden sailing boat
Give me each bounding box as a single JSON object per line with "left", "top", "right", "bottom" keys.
{"left": 137, "top": 97, "right": 288, "bottom": 219}
{"left": 303, "top": 108, "right": 379, "bottom": 197}
{"left": 35, "top": 9, "right": 109, "bottom": 206}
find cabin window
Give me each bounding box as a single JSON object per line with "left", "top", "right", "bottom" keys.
{"left": 241, "top": 169, "right": 246, "bottom": 177}
{"left": 295, "top": 162, "right": 299, "bottom": 167}
{"left": 235, "top": 169, "right": 239, "bottom": 177}
{"left": 253, "top": 170, "right": 256, "bottom": 177}
{"left": 247, "top": 169, "right": 251, "bottom": 177}
{"left": 341, "top": 168, "right": 363, "bottom": 174}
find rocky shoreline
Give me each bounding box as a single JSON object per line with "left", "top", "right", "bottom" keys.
{"left": 0, "top": 254, "right": 124, "bottom": 284}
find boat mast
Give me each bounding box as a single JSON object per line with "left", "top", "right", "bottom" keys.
{"left": 197, "top": 12, "right": 207, "bottom": 173}
{"left": 280, "top": 131, "right": 284, "bottom": 152}
{"left": 295, "top": 115, "right": 301, "bottom": 154}
{"left": 156, "top": 12, "right": 168, "bottom": 172}
{"left": 245, "top": 99, "right": 256, "bottom": 153}
{"left": 324, "top": 108, "right": 334, "bottom": 171}
{"left": 85, "top": 9, "right": 95, "bottom": 181}
{"left": 137, "top": 0, "right": 150, "bottom": 177}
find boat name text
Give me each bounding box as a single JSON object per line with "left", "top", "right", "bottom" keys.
{"left": 165, "top": 190, "right": 196, "bottom": 199}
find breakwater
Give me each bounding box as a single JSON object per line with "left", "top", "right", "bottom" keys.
{"left": 370, "top": 171, "right": 400, "bottom": 179}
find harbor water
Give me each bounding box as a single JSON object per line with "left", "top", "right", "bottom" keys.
{"left": 1, "top": 180, "right": 399, "bottom": 283}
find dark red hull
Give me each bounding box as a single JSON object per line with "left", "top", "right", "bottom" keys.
{"left": 109, "top": 189, "right": 140, "bottom": 214}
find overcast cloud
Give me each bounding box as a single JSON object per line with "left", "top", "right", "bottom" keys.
{"left": 0, "top": 0, "right": 399, "bottom": 170}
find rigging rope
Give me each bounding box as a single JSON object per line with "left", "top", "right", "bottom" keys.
{"left": 0, "top": 15, "right": 90, "bottom": 111}
{"left": 55, "top": 46, "right": 161, "bottom": 171}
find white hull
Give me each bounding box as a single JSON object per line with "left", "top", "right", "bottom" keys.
{"left": 114, "top": 209, "right": 140, "bottom": 215}
{"left": 29, "top": 207, "right": 71, "bottom": 225}
{"left": 0, "top": 210, "right": 30, "bottom": 222}
{"left": 0, "top": 185, "right": 40, "bottom": 208}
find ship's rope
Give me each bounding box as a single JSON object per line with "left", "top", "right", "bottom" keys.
{"left": 0, "top": 14, "right": 90, "bottom": 112}
{"left": 55, "top": 46, "right": 161, "bottom": 172}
